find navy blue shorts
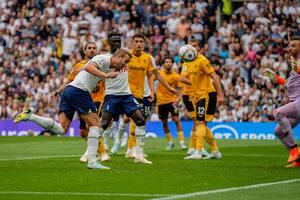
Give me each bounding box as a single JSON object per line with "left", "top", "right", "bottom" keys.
{"left": 102, "top": 94, "right": 139, "bottom": 118}
{"left": 59, "top": 86, "right": 97, "bottom": 120}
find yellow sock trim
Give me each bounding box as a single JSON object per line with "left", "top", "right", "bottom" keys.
{"left": 178, "top": 131, "right": 184, "bottom": 142}
{"left": 166, "top": 132, "right": 172, "bottom": 142}
{"left": 189, "top": 131, "right": 196, "bottom": 149}
{"left": 206, "top": 127, "right": 218, "bottom": 151}
{"left": 195, "top": 124, "right": 206, "bottom": 150}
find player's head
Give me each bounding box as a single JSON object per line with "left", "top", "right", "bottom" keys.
{"left": 111, "top": 48, "right": 132, "bottom": 71}
{"left": 83, "top": 42, "right": 97, "bottom": 59}
{"left": 288, "top": 36, "right": 300, "bottom": 58}
{"left": 163, "top": 57, "right": 174, "bottom": 71}
{"left": 108, "top": 30, "right": 122, "bottom": 54}
{"left": 131, "top": 33, "right": 145, "bottom": 52}
{"left": 188, "top": 39, "right": 201, "bottom": 53}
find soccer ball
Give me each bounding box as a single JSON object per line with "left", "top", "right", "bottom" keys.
{"left": 178, "top": 45, "right": 197, "bottom": 62}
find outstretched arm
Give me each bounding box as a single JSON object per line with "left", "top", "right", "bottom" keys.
{"left": 263, "top": 68, "right": 286, "bottom": 85}
{"left": 152, "top": 69, "right": 179, "bottom": 96}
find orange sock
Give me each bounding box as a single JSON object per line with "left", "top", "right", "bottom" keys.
{"left": 128, "top": 120, "right": 136, "bottom": 149}
{"left": 206, "top": 127, "right": 218, "bottom": 151}
{"left": 98, "top": 137, "right": 106, "bottom": 155}
{"left": 166, "top": 132, "right": 172, "bottom": 142}
{"left": 178, "top": 131, "right": 184, "bottom": 142}
{"left": 189, "top": 131, "right": 196, "bottom": 149}
{"left": 195, "top": 124, "right": 206, "bottom": 151}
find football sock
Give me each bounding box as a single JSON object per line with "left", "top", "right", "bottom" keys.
{"left": 166, "top": 132, "right": 172, "bottom": 143}
{"left": 98, "top": 137, "right": 106, "bottom": 155}
{"left": 195, "top": 124, "right": 206, "bottom": 151}
{"left": 189, "top": 131, "right": 196, "bottom": 149}
{"left": 29, "top": 114, "right": 65, "bottom": 135}
{"left": 206, "top": 127, "right": 218, "bottom": 151}
{"left": 178, "top": 131, "right": 184, "bottom": 142}
{"left": 87, "top": 126, "right": 103, "bottom": 164}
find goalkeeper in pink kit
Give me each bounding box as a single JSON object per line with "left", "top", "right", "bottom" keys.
{"left": 264, "top": 36, "right": 300, "bottom": 168}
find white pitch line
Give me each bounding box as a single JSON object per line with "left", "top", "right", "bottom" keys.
{"left": 224, "top": 153, "right": 286, "bottom": 158}
{"left": 0, "top": 155, "right": 80, "bottom": 161}
{"left": 150, "top": 178, "right": 300, "bottom": 200}
{"left": 0, "top": 153, "right": 286, "bottom": 161}
{"left": 0, "top": 191, "right": 175, "bottom": 197}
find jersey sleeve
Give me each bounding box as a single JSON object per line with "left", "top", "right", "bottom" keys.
{"left": 148, "top": 56, "right": 157, "bottom": 72}
{"left": 202, "top": 59, "right": 215, "bottom": 75}
{"left": 67, "top": 63, "right": 80, "bottom": 81}
{"left": 89, "top": 55, "right": 104, "bottom": 70}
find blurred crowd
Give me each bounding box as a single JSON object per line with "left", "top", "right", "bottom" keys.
{"left": 0, "top": 0, "right": 299, "bottom": 122}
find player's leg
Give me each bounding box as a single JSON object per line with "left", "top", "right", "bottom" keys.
{"left": 123, "top": 95, "right": 151, "bottom": 164}
{"left": 80, "top": 112, "right": 109, "bottom": 169}
{"left": 171, "top": 104, "right": 187, "bottom": 150}
{"left": 182, "top": 95, "right": 197, "bottom": 154}
{"left": 204, "top": 92, "right": 221, "bottom": 159}
{"left": 111, "top": 115, "right": 130, "bottom": 154}
{"left": 273, "top": 101, "right": 300, "bottom": 163}
{"left": 184, "top": 98, "right": 207, "bottom": 160}
{"left": 13, "top": 87, "right": 74, "bottom": 135}
{"left": 158, "top": 104, "right": 174, "bottom": 150}
{"left": 94, "top": 101, "right": 110, "bottom": 162}
{"left": 126, "top": 119, "right": 137, "bottom": 157}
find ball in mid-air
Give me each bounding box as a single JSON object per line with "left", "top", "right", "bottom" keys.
{"left": 178, "top": 45, "right": 197, "bottom": 62}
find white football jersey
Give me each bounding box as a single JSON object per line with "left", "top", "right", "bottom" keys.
{"left": 68, "top": 54, "right": 111, "bottom": 93}
{"left": 105, "top": 52, "right": 131, "bottom": 95}
{"left": 144, "top": 76, "right": 151, "bottom": 97}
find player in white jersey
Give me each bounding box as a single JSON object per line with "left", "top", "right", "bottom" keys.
{"left": 13, "top": 49, "right": 131, "bottom": 170}
{"left": 98, "top": 59, "right": 153, "bottom": 164}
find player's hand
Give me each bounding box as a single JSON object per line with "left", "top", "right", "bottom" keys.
{"left": 149, "top": 93, "right": 155, "bottom": 102}
{"left": 172, "top": 101, "right": 180, "bottom": 107}
{"left": 263, "top": 69, "right": 276, "bottom": 82}
{"left": 106, "top": 71, "right": 119, "bottom": 78}
{"left": 52, "top": 90, "right": 60, "bottom": 99}
{"left": 217, "top": 95, "right": 225, "bottom": 106}
{"left": 170, "top": 88, "right": 179, "bottom": 96}
{"left": 290, "top": 56, "right": 298, "bottom": 72}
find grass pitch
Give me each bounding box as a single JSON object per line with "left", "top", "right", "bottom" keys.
{"left": 0, "top": 136, "right": 300, "bottom": 200}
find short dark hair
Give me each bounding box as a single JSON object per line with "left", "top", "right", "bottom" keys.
{"left": 163, "top": 57, "right": 174, "bottom": 64}
{"left": 132, "top": 33, "right": 145, "bottom": 41}
{"left": 108, "top": 30, "right": 122, "bottom": 40}
{"left": 188, "top": 39, "right": 200, "bottom": 46}
{"left": 291, "top": 36, "right": 300, "bottom": 41}
{"left": 84, "top": 41, "right": 96, "bottom": 50}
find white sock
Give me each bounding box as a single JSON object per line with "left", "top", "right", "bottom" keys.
{"left": 87, "top": 126, "right": 103, "bottom": 164}
{"left": 29, "top": 114, "right": 65, "bottom": 135}
{"left": 135, "top": 125, "right": 145, "bottom": 159}
{"left": 115, "top": 119, "right": 127, "bottom": 145}
{"left": 103, "top": 127, "right": 111, "bottom": 149}
{"left": 110, "top": 121, "right": 117, "bottom": 138}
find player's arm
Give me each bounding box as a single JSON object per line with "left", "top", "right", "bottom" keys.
{"left": 152, "top": 69, "right": 179, "bottom": 96}
{"left": 147, "top": 71, "right": 155, "bottom": 102}
{"left": 84, "top": 62, "right": 118, "bottom": 78}
{"left": 53, "top": 78, "right": 72, "bottom": 97}
{"left": 209, "top": 72, "right": 224, "bottom": 105}
{"left": 179, "top": 76, "right": 191, "bottom": 85}
{"left": 263, "top": 68, "right": 286, "bottom": 85}
{"left": 173, "top": 87, "right": 183, "bottom": 107}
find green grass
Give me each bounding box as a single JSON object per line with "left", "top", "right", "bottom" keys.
{"left": 0, "top": 137, "right": 300, "bottom": 200}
